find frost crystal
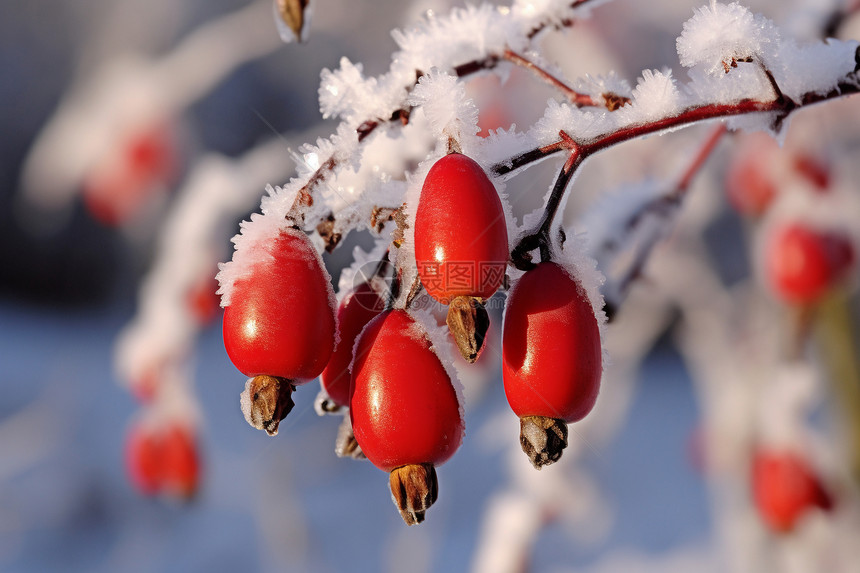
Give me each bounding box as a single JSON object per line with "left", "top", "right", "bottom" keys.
{"left": 616, "top": 70, "right": 682, "bottom": 124}
{"left": 676, "top": 1, "right": 779, "bottom": 75}
{"left": 408, "top": 69, "right": 480, "bottom": 146}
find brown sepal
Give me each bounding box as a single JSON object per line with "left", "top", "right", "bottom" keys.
{"left": 316, "top": 212, "right": 342, "bottom": 253}
{"left": 245, "top": 375, "right": 295, "bottom": 436}
{"left": 334, "top": 414, "right": 366, "bottom": 460}
{"left": 519, "top": 415, "right": 568, "bottom": 469}
{"left": 446, "top": 296, "right": 490, "bottom": 363}
{"left": 275, "top": 0, "right": 310, "bottom": 41}
{"left": 602, "top": 92, "right": 631, "bottom": 111}
{"left": 389, "top": 463, "right": 438, "bottom": 525}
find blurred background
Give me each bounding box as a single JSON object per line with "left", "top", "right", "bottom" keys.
{"left": 1, "top": 0, "right": 859, "bottom": 571}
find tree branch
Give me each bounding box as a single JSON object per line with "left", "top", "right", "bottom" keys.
{"left": 492, "top": 77, "right": 860, "bottom": 179}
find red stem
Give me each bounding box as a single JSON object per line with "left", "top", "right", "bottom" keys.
{"left": 493, "top": 80, "right": 860, "bottom": 178}
{"left": 289, "top": 0, "right": 605, "bottom": 218}
{"left": 503, "top": 49, "right": 595, "bottom": 107}
{"left": 676, "top": 124, "right": 727, "bottom": 194}
{"left": 504, "top": 76, "right": 860, "bottom": 270}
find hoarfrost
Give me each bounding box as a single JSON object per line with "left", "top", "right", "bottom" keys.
{"left": 676, "top": 1, "right": 780, "bottom": 75}
{"left": 615, "top": 69, "right": 683, "bottom": 125}
{"left": 408, "top": 69, "right": 480, "bottom": 148}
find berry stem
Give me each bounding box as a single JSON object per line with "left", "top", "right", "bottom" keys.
{"left": 511, "top": 131, "right": 580, "bottom": 270}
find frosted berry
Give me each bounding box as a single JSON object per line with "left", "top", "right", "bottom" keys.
{"left": 223, "top": 229, "right": 336, "bottom": 435}
{"left": 320, "top": 281, "right": 385, "bottom": 409}
{"left": 350, "top": 309, "right": 463, "bottom": 524}
{"left": 502, "top": 262, "right": 602, "bottom": 468}
{"left": 415, "top": 152, "right": 508, "bottom": 362}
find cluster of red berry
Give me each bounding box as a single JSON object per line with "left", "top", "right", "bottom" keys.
{"left": 725, "top": 134, "right": 851, "bottom": 533}
{"left": 726, "top": 133, "right": 855, "bottom": 305}
{"left": 221, "top": 151, "right": 603, "bottom": 524}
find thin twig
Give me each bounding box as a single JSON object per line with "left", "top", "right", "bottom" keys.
{"left": 502, "top": 49, "right": 595, "bottom": 107}
{"left": 493, "top": 78, "right": 860, "bottom": 179}
{"left": 285, "top": 1, "right": 605, "bottom": 221}
{"left": 607, "top": 123, "right": 732, "bottom": 316}
{"left": 675, "top": 123, "right": 727, "bottom": 194}
{"left": 510, "top": 131, "right": 580, "bottom": 269}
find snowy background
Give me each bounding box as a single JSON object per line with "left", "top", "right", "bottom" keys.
{"left": 1, "top": 0, "right": 858, "bottom": 572}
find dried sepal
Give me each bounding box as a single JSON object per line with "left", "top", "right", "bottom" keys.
{"left": 334, "top": 414, "right": 366, "bottom": 460}
{"left": 446, "top": 295, "right": 490, "bottom": 363}
{"left": 241, "top": 375, "right": 295, "bottom": 436}
{"left": 274, "top": 0, "right": 311, "bottom": 43}
{"left": 602, "top": 92, "right": 631, "bottom": 111}
{"left": 519, "top": 415, "right": 568, "bottom": 469}
{"left": 389, "top": 463, "right": 438, "bottom": 525}
{"left": 316, "top": 212, "right": 342, "bottom": 253}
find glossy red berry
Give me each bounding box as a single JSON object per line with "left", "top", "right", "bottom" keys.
{"left": 765, "top": 223, "right": 854, "bottom": 304}
{"left": 350, "top": 309, "right": 463, "bottom": 472}
{"left": 414, "top": 153, "right": 508, "bottom": 303}
{"left": 223, "top": 229, "right": 336, "bottom": 382}
{"left": 752, "top": 449, "right": 832, "bottom": 533}
{"left": 502, "top": 262, "right": 602, "bottom": 423}
{"left": 320, "top": 282, "right": 385, "bottom": 408}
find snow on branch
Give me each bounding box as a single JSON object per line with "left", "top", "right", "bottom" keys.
{"left": 219, "top": 0, "right": 859, "bottom": 307}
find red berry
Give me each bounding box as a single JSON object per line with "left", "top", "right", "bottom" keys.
{"left": 502, "top": 262, "right": 602, "bottom": 423}
{"left": 415, "top": 153, "right": 508, "bottom": 303}
{"left": 126, "top": 423, "right": 162, "bottom": 496}
{"left": 320, "top": 282, "right": 385, "bottom": 408}
{"left": 83, "top": 123, "right": 178, "bottom": 226}
{"left": 765, "top": 223, "right": 854, "bottom": 304}
{"left": 752, "top": 449, "right": 832, "bottom": 533}
{"left": 161, "top": 425, "right": 201, "bottom": 500}
{"left": 350, "top": 310, "right": 463, "bottom": 472}
{"left": 126, "top": 422, "right": 201, "bottom": 500}
{"left": 725, "top": 147, "right": 777, "bottom": 217}
{"left": 223, "top": 230, "right": 336, "bottom": 381}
